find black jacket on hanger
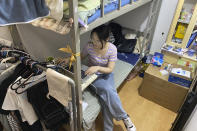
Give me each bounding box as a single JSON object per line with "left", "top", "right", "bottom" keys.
{"left": 27, "top": 80, "right": 69, "bottom": 130}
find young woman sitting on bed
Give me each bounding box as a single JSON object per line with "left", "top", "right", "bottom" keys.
{"left": 81, "top": 24, "right": 136, "bottom": 131}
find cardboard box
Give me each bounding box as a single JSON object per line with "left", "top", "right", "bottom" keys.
{"left": 168, "top": 64, "right": 193, "bottom": 87}
{"left": 139, "top": 65, "right": 189, "bottom": 112}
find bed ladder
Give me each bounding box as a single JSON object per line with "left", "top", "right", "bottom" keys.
{"left": 140, "top": 0, "right": 161, "bottom": 57}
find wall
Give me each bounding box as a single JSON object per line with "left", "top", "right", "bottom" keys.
{"left": 17, "top": 24, "right": 92, "bottom": 61}
{"left": 114, "top": 3, "right": 150, "bottom": 32}
{"left": 149, "top": 0, "right": 179, "bottom": 54}
{"left": 115, "top": 0, "right": 179, "bottom": 54}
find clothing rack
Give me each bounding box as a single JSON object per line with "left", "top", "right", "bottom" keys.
{"left": 22, "top": 58, "right": 77, "bottom": 131}
{"left": 0, "top": 50, "right": 77, "bottom": 131}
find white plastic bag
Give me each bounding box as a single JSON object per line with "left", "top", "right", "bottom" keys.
{"left": 45, "top": 0, "right": 63, "bottom": 21}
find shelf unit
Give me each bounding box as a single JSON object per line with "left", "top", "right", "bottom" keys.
{"left": 166, "top": 0, "right": 197, "bottom": 48}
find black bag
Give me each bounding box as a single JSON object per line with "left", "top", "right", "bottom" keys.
{"left": 108, "top": 22, "right": 124, "bottom": 46}
{"left": 109, "top": 22, "right": 137, "bottom": 53}
{"left": 27, "top": 81, "right": 69, "bottom": 130}
{"left": 116, "top": 38, "right": 137, "bottom": 53}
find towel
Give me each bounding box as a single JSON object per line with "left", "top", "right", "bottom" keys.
{"left": 46, "top": 68, "right": 72, "bottom": 107}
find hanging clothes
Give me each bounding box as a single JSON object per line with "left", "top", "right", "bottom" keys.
{"left": 2, "top": 72, "right": 46, "bottom": 125}
{"left": 27, "top": 80, "right": 70, "bottom": 130}
{"left": 0, "top": 0, "right": 49, "bottom": 26}
{"left": 0, "top": 62, "right": 23, "bottom": 115}
{"left": 0, "top": 62, "right": 25, "bottom": 131}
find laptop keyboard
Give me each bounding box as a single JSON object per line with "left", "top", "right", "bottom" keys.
{"left": 81, "top": 65, "right": 98, "bottom": 91}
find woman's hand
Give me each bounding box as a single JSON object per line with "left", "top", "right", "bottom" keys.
{"left": 85, "top": 66, "right": 100, "bottom": 75}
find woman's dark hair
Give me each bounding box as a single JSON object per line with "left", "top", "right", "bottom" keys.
{"left": 90, "top": 24, "right": 110, "bottom": 49}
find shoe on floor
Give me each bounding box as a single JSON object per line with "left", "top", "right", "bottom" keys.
{"left": 123, "top": 116, "right": 136, "bottom": 131}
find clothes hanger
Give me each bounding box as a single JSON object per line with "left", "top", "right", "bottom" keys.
{"left": 0, "top": 49, "right": 31, "bottom": 60}
{"left": 15, "top": 66, "right": 46, "bottom": 94}
{"left": 15, "top": 74, "right": 46, "bottom": 94}
{"left": 6, "top": 49, "right": 30, "bottom": 57}
{"left": 10, "top": 57, "right": 33, "bottom": 89}
{"left": 12, "top": 60, "right": 46, "bottom": 94}
{"left": 10, "top": 70, "right": 34, "bottom": 90}
{"left": 14, "top": 72, "right": 35, "bottom": 94}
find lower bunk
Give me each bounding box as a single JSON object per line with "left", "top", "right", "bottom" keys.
{"left": 82, "top": 55, "right": 139, "bottom": 130}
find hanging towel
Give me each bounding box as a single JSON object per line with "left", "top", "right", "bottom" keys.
{"left": 46, "top": 68, "right": 72, "bottom": 107}
{"left": 0, "top": 0, "right": 49, "bottom": 26}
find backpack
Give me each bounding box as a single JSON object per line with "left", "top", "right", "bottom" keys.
{"left": 108, "top": 22, "right": 137, "bottom": 53}
{"left": 116, "top": 39, "right": 137, "bottom": 53}
{"left": 108, "top": 22, "right": 124, "bottom": 46}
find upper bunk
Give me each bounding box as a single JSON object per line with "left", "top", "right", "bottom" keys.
{"left": 80, "top": 0, "right": 152, "bottom": 34}
{"left": 31, "top": 0, "right": 152, "bottom": 35}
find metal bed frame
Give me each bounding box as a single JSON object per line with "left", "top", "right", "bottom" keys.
{"left": 68, "top": 0, "right": 161, "bottom": 130}
{"left": 5, "top": 0, "right": 162, "bottom": 130}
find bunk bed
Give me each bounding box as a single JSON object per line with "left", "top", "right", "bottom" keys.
{"left": 7, "top": 0, "right": 160, "bottom": 130}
